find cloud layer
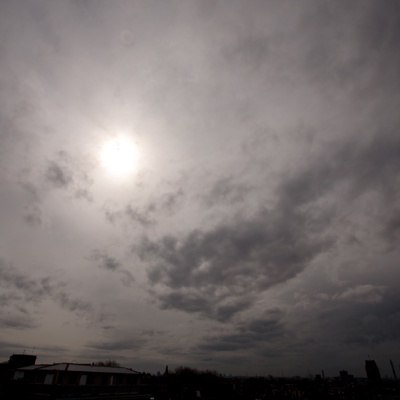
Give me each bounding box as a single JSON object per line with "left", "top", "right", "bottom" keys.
{"left": 0, "top": 0, "right": 399, "bottom": 377}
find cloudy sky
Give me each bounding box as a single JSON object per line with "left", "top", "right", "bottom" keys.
{"left": 1, "top": 0, "right": 400, "bottom": 378}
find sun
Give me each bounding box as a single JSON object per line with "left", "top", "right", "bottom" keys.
{"left": 101, "top": 136, "right": 138, "bottom": 176}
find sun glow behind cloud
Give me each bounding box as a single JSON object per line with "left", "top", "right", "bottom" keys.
{"left": 101, "top": 136, "right": 139, "bottom": 177}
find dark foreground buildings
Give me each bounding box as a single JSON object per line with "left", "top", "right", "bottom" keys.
{"left": 0, "top": 354, "right": 149, "bottom": 399}
{"left": 365, "top": 359, "right": 382, "bottom": 382}
{"left": 1, "top": 354, "right": 400, "bottom": 399}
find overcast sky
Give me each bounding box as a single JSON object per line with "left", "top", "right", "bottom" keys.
{"left": 1, "top": 0, "right": 400, "bottom": 378}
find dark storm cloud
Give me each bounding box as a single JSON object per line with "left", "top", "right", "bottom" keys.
{"left": 1, "top": 0, "right": 400, "bottom": 376}
{"left": 139, "top": 200, "right": 331, "bottom": 320}
{"left": 198, "top": 310, "right": 284, "bottom": 353}
{"left": 158, "top": 291, "right": 210, "bottom": 314}
{"left": 336, "top": 285, "right": 386, "bottom": 304}
{"left": 278, "top": 130, "right": 400, "bottom": 208}
{"left": 381, "top": 211, "right": 400, "bottom": 249}
{"left": 286, "top": 282, "right": 400, "bottom": 361}
{"left": 139, "top": 122, "right": 400, "bottom": 321}
{"left": 88, "top": 250, "right": 134, "bottom": 287}
{"left": 157, "top": 292, "right": 252, "bottom": 323}
{"left": 339, "top": 287, "right": 400, "bottom": 346}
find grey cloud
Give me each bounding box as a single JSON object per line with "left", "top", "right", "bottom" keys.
{"left": 103, "top": 189, "right": 184, "bottom": 226}
{"left": 38, "top": 345, "right": 69, "bottom": 355}
{"left": 101, "top": 325, "right": 115, "bottom": 331}
{"left": 159, "top": 189, "right": 185, "bottom": 214}
{"left": 75, "top": 188, "right": 93, "bottom": 202}
{"left": 41, "top": 151, "right": 94, "bottom": 201}
{"left": 337, "top": 285, "right": 386, "bottom": 304}
{"left": 201, "top": 177, "right": 249, "bottom": 207}
{"left": 56, "top": 292, "right": 93, "bottom": 314}
{"left": 125, "top": 204, "right": 154, "bottom": 227}
{"left": 338, "top": 308, "right": 400, "bottom": 347}
{"left": 198, "top": 311, "right": 284, "bottom": 353}
{"left": 159, "top": 291, "right": 211, "bottom": 315}
{"left": 221, "top": 33, "right": 270, "bottom": 76}
{"left": 0, "top": 260, "right": 48, "bottom": 302}
{"left": 23, "top": 205, "right": 46, "bottom": 227}
{"left": 90, "top": 251, "right": 121, "bottom": 271}
{"left": 298, "top": 284, "right": 387, "bottom": 309}
{"left": 88, "top": 250, "right": 135, "bottom": 286}
{"left": 0, "top": 258, "right": 94, "bottom": 317}
{"left": 247, "top": 312, "right": 283, "bottom": 335}
{"left": 214, "top": 297, "right": 255, "bottom": 322}
{"left": 119, "top": 269, "right": 135, "bottom": 287}
{"left": 141, "top": 128, "right": 400, "bottom": 321}
{"left": 55, "top": 289, "right": 94, "bottom": 315}
{"left": 87, "top": 338, "right": 144, "bottom": 352}
{"left": 379, "top": 209, "right": 400, "bottom": 252}
{"left": 23, "top": 209, "right": 42, "bottom": 226}
{"left": 1, "top": 0, "right": 400, "bottom": 377}
{"left": 0, "top": 340, "right": 29, "bottom": 360}
{"left": 0, "top": 293, "right": 22, "bottom": 306}
{"left": 103, "top": 203, "right": 154, "bottom": 227}
{"left": 278, "top": 131, "right": 400, "bottom": 215}
{"left": 45, "top": 160, "right": 72, "bottom": 188}
{"left": 288, "top": 281, "right": 400, "bottom": 356}
{"left": 140, "top": 203, "right": 331, "bottom": 320}
{"left": 141, "top": 329, "right": 164, "bottom": 337}
{"left": 291, "top": 1, "right": 400, "bottom": 96}
{"left": 0, "top": 314, "right": 38, "bottom": 329}
{"left": 18, "top": 179, "right": 41, "bottom": 203}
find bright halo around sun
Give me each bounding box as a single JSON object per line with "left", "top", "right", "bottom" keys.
{"left": 101, "top": 136, "right": 138, "bottom": 176}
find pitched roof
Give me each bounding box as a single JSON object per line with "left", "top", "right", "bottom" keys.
{"left": 18, "top": 363, "right": 141, "bottom": 374}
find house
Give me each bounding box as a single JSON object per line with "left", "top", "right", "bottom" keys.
{"left": 14, "top": 362, "right": 142, "bottom": 386}
{"left": 1, "top": 357, "right": 150, "bottom": 399}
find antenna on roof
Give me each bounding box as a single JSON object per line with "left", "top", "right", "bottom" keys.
{"left": 31, "top": 347, "right": 36, "bottom": 355}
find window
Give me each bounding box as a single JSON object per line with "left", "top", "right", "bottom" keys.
{"left": 14, "top": 371, "right": 24, "bottom": 380}
{"left": 44, "top": 374, "right": 54, "bottom": 385}
{"left": 79, "top": 375, "right": 87, "bottom": 385}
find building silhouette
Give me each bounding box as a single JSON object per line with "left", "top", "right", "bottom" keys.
{"left": 365, "top": 359, "right": 381, "bottom": 382}
{"left": 390, "top": 360, "right": 398, "bottom": 380}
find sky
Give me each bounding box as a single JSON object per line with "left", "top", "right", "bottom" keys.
{"left": 0, "top": 0, "right": 400, "bottom": 378}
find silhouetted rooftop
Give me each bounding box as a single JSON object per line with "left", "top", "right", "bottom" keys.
{"left": 18, "top": 363, "right": 141, "bottom": 374}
